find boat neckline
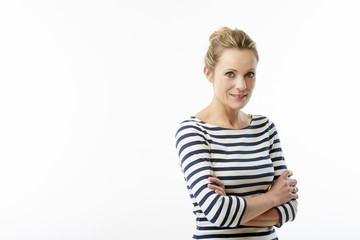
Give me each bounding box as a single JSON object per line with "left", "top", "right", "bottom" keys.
{"left": 190, "top": 115, "right": 255, "bottom": 130}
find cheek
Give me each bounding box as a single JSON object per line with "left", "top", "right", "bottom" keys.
{"left": 214, "top": 78, "right": 229, "bottom": 92}
{"left": 247, "top": 79, "right": 256, "bottom": 89}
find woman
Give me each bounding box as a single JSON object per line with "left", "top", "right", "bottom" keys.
{"left": 175, "top": 27, "right": 299, "bottom": 239}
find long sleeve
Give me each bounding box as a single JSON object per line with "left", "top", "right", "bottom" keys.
{"left": 175, "top": 121, "right": 247, "bottom": 228}
{"left": 268, "top": 120, "right": 298, "bottom": 227}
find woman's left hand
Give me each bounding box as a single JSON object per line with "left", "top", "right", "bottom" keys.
{"left": 208, "top": 172, "right": 226, "bottom": 196}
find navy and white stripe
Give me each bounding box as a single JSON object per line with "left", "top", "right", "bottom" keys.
{"left": 175, "top": 115, "right": 297, "bottom": 239}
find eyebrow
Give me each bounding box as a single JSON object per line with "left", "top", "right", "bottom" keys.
{"left": 224, "top": 68, "right": 238, "bottom": 72}
{"left": 224, "top": 68, "right": 255, "bottom": 72}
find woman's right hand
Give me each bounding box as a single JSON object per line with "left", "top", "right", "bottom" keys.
{"left": 267, "top": 170, "right": 299, "bottom": 207}
{"left": 208, "top": 172, "right": 227, "bottom": 196}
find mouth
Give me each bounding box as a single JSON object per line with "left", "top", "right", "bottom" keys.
{"left": 230, "top": 94, "right": 247, "bottom": 100}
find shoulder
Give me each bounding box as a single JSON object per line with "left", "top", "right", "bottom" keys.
{"left": 174, "top": 117, "right": 210, "bottom": 142}
{"left": 251, "top": 114, "right": 271, "bottom": 125}
{"left": 251, "top": 114, "right": 277, "bottom": 130}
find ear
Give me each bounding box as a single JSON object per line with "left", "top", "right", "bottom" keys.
{"left": 204, "top": 67, "right": 214, "bottom": 83}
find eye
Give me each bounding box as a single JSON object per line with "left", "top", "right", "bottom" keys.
{"left": 225, "top": 72, "right": 235, "bottom": 78}
{"left": 245, "top": 72, "right": 255, "bottom": 78}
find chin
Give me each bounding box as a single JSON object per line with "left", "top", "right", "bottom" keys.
{"left": 230, "top": 100, "right": 249, "bottom": 109}
{"left": 230, "top": 104, "right": 247, "bottom": 111}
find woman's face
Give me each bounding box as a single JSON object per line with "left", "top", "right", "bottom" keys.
{"left": 205, "top": 48, "right": 258, "bottom": 111}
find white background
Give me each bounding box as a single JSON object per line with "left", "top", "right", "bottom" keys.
{"left": 1, "top": 0, "right": 359, "bottom": 239}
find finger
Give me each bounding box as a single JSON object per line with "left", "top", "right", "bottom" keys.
{"left": 208, "top": 184, "right": 224, "bottom": 192}
{"left": 208, "top": 184, "right": 226, "bottom": 196}
{"left": 280, "top": 170, "right": 290, "bottom": 179}
{"left": 211, "top": 172, "right": 217, "bottom": 177}
{"left": 208, "top": 177, "right": 225, "bottom": 188}
{"left": 207, "top": 183, "right": 216, "bottom": 190}
{"left": 215, "top": 189, "right": 226, "bottom": 196}
{"left": 287, "top": 179, "right": 297, "bottom": 187}
{"left": 290, "top": 186, "right": 297, "bottom": 193}
{"left": 292, "top": 193, "right": 299, "bottom": 199}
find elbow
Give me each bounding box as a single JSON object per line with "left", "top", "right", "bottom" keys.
{"left": 203, "top": 196, "right": 247, "bottom": 228}
{"left": 275, "top": 199, "right": 298, "bottom": 228}
{"left": 208, "top": 219, "right": 224, "bottom": 228}
{"left": 207, "top": 212, "right": 231, "bottom": 228}
{"left": 290, "top": 199, "right": 298, "bottom": 220}
{"left": 203, "top": 197, "right": 227, "bottom": 227}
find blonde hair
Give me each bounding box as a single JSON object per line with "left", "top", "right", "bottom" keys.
{"left": 204, "top": 27, "right": 259, "bottom": 71}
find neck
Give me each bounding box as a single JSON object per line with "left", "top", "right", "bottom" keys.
{"left": 205, "top": 97, "right": 248, "bottom": 129}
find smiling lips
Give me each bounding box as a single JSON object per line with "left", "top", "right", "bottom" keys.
{"left": 230, "top": 94, "right": 247, "bottom": 100}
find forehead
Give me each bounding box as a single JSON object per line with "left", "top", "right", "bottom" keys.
{"left": 216, "top": 48, "right": 258, "bottom": 70}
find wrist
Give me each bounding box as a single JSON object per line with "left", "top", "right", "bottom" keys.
{"left": 264, "top": 192, "right": 278, "bottom": 208}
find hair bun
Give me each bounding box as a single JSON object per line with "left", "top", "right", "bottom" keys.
{"left": 209, "top": 27, "right": 232, "bottom": 43}
{"left": 204, "top": 27, "right": 259, "bottom": 71}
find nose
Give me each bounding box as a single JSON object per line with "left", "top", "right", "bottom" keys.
{"left": 235, "top": 77, "right": 247, "bottom": 90}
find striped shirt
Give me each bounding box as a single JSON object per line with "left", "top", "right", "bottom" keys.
{"left": 175, "top": 115, "right": 297, "bottom": 239}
